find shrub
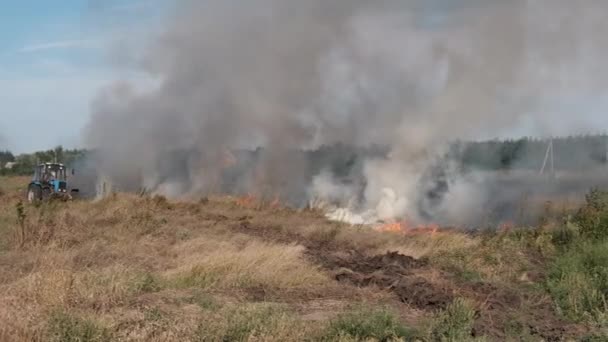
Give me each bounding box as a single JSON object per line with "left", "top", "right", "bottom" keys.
{"left": 551, "top": 222, "right": 580, "bottom": 249}
{"left": 574, "top": 189, "right": 608, "bottom": 241}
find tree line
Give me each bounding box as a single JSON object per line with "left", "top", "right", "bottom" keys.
{"left": 0, "top": 146, "right": 87, "bottom": 176}
{"left": 454, "top": 134, "right": 608, "bottom": 172}
{"left": 1, "top": 134, "right": 607, "bottom": 177}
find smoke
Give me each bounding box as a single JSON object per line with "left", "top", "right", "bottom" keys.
{"left": 86, "top": 0, "right": 608, "bottom": 225}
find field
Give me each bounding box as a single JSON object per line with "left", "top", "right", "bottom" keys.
{"left": 0, "top": 176, "right": 606, "bottom": 341}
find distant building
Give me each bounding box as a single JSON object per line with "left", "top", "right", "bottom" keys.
{"left": 4, "top": 162, "right": 16, "bottom": 170}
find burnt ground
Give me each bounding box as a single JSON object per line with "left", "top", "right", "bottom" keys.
{"left": 226, "top": 208, "right": 588, "bottom": 341}
{"left": 328, "top": 251, "right": 453, "bottom": 312}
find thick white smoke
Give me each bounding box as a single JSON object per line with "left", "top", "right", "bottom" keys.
{"left": 86, "top": 0, "right": 608, "bottom": 225}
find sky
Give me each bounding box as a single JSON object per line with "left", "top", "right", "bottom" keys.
{"left": 0, "top": 0, "right": 167, "bottom": 153}
{"left": 1, "top": 0, "right": 607, "bottom": 153}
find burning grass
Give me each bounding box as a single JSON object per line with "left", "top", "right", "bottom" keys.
{"left": 375, "top": 221, "right": 440, "bottom": 236}
{"left": 0, "top": 175, "right": 604, "bottom": 340}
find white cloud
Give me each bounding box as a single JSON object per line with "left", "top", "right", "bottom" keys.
{"left": 109, "top": 1, "right": 155, "bottom": 12}
{"left": 19, "top": 39, "right": 100, "bottom": 53}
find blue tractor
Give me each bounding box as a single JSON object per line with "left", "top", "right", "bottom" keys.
{"left": 26, "top": 163, "right": 78, "bottom": 203}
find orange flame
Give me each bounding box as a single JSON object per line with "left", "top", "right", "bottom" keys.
{"left": 270, "top": 194, "right": 281, "bottom": 209}
{"left": 236, "top": 193, "right": 256, "bottom": 208}
{"left": 376, "top": 222, "right": 404, "bottom": 233}
{"left": 221, "top": 149, "right": 237, "bottom": 168}
{"left": 499, "top": 221, "right": 515, "bottom": 232}
{"left": 375, "top": 220, "right": 440, "bottom": 236}
{"left": 236, "top": 193, "right": 282, "bottom": 209}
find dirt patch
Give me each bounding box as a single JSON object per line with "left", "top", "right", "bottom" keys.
{"left": 328, "top": 251, "right": 453, "bottom": 310}
{"left": 295, "top": 299, "right": 349, "bottom": 322}
{"left": 462, "top": 282, "right": 585, "bottom": 341}
{"left": 232, "top": 219, "right": 454, "bottom": 311}
{"left": 328, "top": 251, "right": 428, "bottom": 273}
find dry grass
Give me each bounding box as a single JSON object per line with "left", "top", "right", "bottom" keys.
{"left": 382, "top": 231, "right": 479, "bottom": 259}
{"left": 0, "top": 177, "right": 384, "bottom": 341}
{"left": 0, "top": 176, "right": 597, "bottom": 341}
{"left": 166, "top": 239, "right": 331, "bottom": 292}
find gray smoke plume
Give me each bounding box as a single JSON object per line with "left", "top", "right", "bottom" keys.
{"left": 86, "top": 0, "right": 608, "bottom": 226}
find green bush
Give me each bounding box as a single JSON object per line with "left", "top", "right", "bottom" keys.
{"left": 323, "top": 308, "right": 416, "bottom": 341}
{"left": 47, "top": 311, "right": 110, "bottom": 342}
{"left": 551, "top": 222, "right": 580, "bottom": 249}
{"left": 430, "top": 298, "right": 477, "bottom": 342}
{"left": 574, "top": 189, "right": 608, "bottom": 241}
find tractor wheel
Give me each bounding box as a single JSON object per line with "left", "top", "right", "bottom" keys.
{"left": 42, "top": 188, "right": 52, "bottom": 201}
{"left": 27, "top": 185, "right": 42, "bottom": 203}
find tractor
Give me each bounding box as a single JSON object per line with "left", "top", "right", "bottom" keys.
{"left": 26, "top": 163, "right": 78, "bottom": 203}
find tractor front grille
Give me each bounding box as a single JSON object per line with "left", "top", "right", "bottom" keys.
{"left": 58, "top": 181, "right": 67, "bottom": 191}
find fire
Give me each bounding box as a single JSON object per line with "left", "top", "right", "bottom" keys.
{"left": 375, "top": 220, "right": 440, "bottom": 236}
{"left": 270, "top": 194, "right": 281, "bottom": 209}
{"left": 221, "top": 148, "right": 237, "bottom": 168}
{"left": 499, "top": 221, "right": 515, "bottom": 232}
{"left": 235, "top": 193, "right": 282, "bottom": 209}
{"left": 236, "top": 193, "right": 256, "bottom": 208}
{"left": 377, "top": 222, "right": 403, "bottom": 233}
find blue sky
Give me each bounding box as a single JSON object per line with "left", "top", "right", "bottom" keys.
{"left": 0, "top": 0, "right": 167, "bottom": 153}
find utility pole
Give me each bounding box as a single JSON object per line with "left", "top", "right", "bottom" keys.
{"left": 540, "top": 137, "right": 555, "bottom": 177}
{"left": 605, "top": 135, "right": 608, "bottom": 167}
{"left": 550, "top": 138, "right": 555, "bottom": 177}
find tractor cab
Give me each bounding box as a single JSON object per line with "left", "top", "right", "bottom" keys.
{"left": 27, "top": 163, "right": 73, "bottom": 202}
{"left": 33, "top": 163, "right": 67, "bottom": 182}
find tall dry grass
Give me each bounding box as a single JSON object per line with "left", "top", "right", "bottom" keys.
{"left": 0, "top": 186, "right": 369, "bottom": 341}
{"left": 167, "top": 239, "right": 331, "bottom": 292}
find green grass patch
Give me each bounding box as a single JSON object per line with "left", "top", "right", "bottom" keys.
{"left": 545, "top": 189, "right": 608, "bottom": 326}
{"left": 580, "top": 332, "right": 608, "bottom": 342}
{"left": 144, "top": 307, "right": 165, "bottom": 322}
{"left": 547, "top": 240, "right": 608, "bottom": 325}
{"left": 0, "top": 215, "right": 12, "bottom": 251}
{"left": 47, "top": 310, "right": 110, "bottom": 342}
{"left": 0, "top": 176, "right": 27, "bottom": 193}
{"left": 194, "top": 303, "right": 308, "bottom": 341}
{"left": 130, "top": 272, "right": 163, "bottom": 294}
{"left": 189, "top": 292, "right": 221, "bottom": 311}
{"left": 172, "top": 266, "right": 223, "bottom": 289}
{"left": 430, "top": 298, "right": 477, "bottom": 342}
{"left": 574, "top": 189, "right": 608, "bottom": 241}
{"left": 322, "top": 308, "right": 417, "bottom": 341}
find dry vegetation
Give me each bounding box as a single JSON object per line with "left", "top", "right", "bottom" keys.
{"left": 0, "top": 176, "right": 606, "bottom": 341}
